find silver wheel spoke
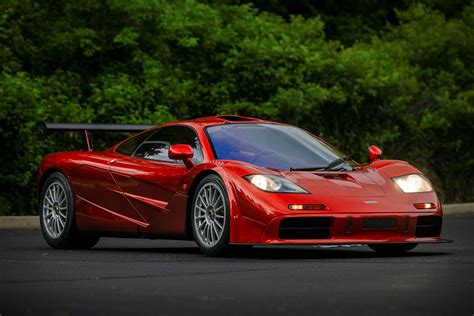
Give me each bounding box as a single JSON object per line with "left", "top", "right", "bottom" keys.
{"left": 204, "top": 224, "right": 209, "bottom": 242}
{"left": 205, "top": 225, "right": 210, "bottom": 244}
{"left": 50, "top": 186, "right": 55, "bottom": 201}
{"left": 198, "top": 195, "right": 207, "bottom": 208}
{"left": 214, "top": 195, "right": 222, "bottom": 206}
{"left": 205, "top": 187, "right": 210, "bottom": 203}
{"left": 203, "top": 189, "right": 210, "bottom": 207}
{"left": 209, "top": 187, "right": 214, "bottom": 203}
{"left": 196, "top": 205, "right": 207, "bottom": 213}
{"left": 209, "top": 225, "right": 214, "bottom": 244}
{"left": 214, "top": 220, "right": 223, "bottom": 230}
{"left": 55, "top": 218, "right": 61, "bottom": 234}
{"left": 212, "top": 223, "right": 219, "bottom": 239}
{"left": 58, "top": 215, "right": 65, "bottom": 226}
{"left": 54, "top": 185, "right": 59, "bottom": 201}
{"left": 215, "top": 204, "right": 224, "bottom": 212}
{"left": 208, "top": 187, "right": 214, "bottom": 205}
{"left": 208, "top": 224, "right": 212, "bottom": 242}
{"left": 51, "top": 218, "right": 57, "bottom": 235}
{"left": 45, "top": 195, "right": 54, "bottom": 206}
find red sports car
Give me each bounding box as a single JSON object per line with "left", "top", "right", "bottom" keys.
{"left": 36, "top": 115, "right": 448, "bottom": 256}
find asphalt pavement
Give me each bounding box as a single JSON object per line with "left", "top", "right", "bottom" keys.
{"left": 0, "top": 215, "right": 473, "bottom": 316}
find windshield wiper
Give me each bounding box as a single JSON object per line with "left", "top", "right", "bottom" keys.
{"left": 289, "top": 166, "right": 327, "bottom": 171}
{"left": 289, "top": 156, "right": 353, "bottom": 172}
{"left": 324, "top": 156, "right": 352, "bottom": 171}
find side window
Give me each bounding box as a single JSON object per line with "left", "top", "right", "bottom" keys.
{"left": 133, "top": 126, "right": 204, "bottom": 163}
{"left": 116, "top": 130, "right": 154, "bottom": 156}
{"left": 134, "top": 140, "right": 173, "bottom": 162}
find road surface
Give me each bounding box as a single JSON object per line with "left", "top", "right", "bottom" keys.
{"left": 1, "top": 215, "right": 472, "bottom": 315}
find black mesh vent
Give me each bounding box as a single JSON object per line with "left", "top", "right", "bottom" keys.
{"left": 416, "top": 216, "right": 442, "bottom": 237}
{"left": 362, "top": 218, "right": 397, "bottom": 230}
{"left": 279, "top": 217, "right": 332, "bottom": 240}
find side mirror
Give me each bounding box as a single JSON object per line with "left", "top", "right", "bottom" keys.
{"left": 369, "top": 145, "right": 383, "bottom": 162}
{"left": 169, "top": 144, "right": 194, "bottom": 168}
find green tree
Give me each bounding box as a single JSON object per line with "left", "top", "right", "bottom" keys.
{"left": 0, "top": 0, "right": 472, "bottom": 214}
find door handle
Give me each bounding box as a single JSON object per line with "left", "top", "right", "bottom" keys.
{"left": 109, "top": 159, "right": 117, "bottom": 164}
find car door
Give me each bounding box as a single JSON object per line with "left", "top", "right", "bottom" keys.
{"left": 109, "top": 125, "right": 204, "bottom": 234}
{"left": 69, "top": 151, "right": 147, "bottom": 233}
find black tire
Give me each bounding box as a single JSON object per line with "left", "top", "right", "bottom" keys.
{"left": 39, "top": 172, "right": 100, "bottom": 249}
{"left": 191, "top": 174, "right": 230, "bottom": 256}
{"left": 368, "top": 243, "right": 418, "bottom": 254}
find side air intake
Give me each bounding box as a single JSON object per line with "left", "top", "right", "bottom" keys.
{"left": 279, "top": 217, "right": 333, "bottom": 240}
{"left": 416, "top": 216, "right": 442, "bottom": 237}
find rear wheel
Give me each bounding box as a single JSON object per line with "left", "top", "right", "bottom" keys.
{"left": 368, "top": 243, "right": 417, "bottom": 254}
{"left": 191, "top": 174, "right": 230, "bottom": 256}
{"left": 40, "top": 172, "right": 100, "bottom": 249}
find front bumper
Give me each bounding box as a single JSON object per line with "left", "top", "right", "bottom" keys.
{"left": 256, "top": 212, "right": 447, "bottom": 244}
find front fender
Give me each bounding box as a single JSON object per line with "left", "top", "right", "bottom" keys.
{"left": 180, "top": 161, "right": 280, "bottom": 243}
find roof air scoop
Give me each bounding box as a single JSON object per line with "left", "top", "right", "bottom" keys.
{"left": 216, "top": 115, "right": 259, "bottom": 122}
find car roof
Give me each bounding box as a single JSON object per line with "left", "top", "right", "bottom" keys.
{"left": 160, "top": 115, "right": 282, "bottom": 128}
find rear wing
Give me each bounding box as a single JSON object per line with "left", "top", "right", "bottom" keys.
{"left": 37, "top": 121, "right": 155, "bottom": 151}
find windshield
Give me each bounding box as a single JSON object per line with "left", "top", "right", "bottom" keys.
{"left": 206, "top": 123, "right": 351, "bottom": 170}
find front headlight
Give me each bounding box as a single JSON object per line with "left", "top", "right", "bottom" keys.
{"left": 244, "top": 174, "right": 308, "bottom": 193}
{"left": 392, "top": 174, "right": 433, "bottom": 193}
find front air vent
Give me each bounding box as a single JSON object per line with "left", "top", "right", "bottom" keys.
{"left": 279, "top": 217, "right": 333, "bottom": 240}
{"left": 314, "top": 173, "right": 349, "bottom": 180}
{"left": 362, "top": 218, "right": 397, "bottom": 230}
{"left": 416, "top": 216, "right": 442, "bottom": 237}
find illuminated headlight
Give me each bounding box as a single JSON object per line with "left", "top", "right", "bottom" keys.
{"left": 245, "top": 175, "right": 308, "bottom": 193}
{"left": 393, "top": 174, "right": 433, "bottom": 193}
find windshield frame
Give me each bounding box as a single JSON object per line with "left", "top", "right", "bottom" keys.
{"left": 204, "top": 122, "right": 356, "bottom": 171}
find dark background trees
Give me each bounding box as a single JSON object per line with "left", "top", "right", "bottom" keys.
{"left": 1, "top": 0, "right": 472, "bottom": 215}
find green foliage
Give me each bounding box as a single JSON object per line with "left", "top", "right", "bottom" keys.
{"left": 0, "top": 0, "right": 472, "bottom": 214}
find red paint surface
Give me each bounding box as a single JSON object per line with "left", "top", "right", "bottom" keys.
{"left": 369, "top": 145, "right": 383, "bottom": 162}
{"left": 36, "top": 116, "right": 445, "bottom": 244}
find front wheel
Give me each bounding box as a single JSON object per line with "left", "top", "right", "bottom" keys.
{"left": 39, "top": 172, "right": 100, "bottom": 249}
{"left": 368, "top": 243, "right": 418, "bottom": 254}
{"left": 191, "top": 174, "right": 230, "bottom": 256}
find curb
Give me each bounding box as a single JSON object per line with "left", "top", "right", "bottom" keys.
{"left": 0, "top": 203, "right": 473, "bottom": 229}
{"left": 0, "top": 216, "right": 39, "bottom": 229}
{"left": 442, "top": 202, "right": 474, "bottom": 216}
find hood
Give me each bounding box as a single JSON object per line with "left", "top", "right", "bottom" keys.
{"left": 283, "top": 168, "right": 387, "bottom": 197}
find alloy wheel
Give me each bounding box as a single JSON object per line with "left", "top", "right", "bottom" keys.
{"left": 193, "top": 182, "right": 226, "bottom": 248}
{"left": 42, "top": 181, "right": 68, "bottom": 239}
